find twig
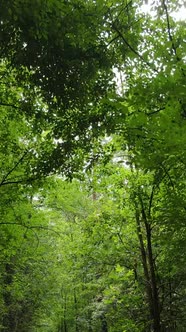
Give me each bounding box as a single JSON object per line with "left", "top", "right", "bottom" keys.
{"left": 0, "top": 150, "right": 29, "bottom": 186}
{"left": 0, "top": 221, "right": 61, "bottom": 236}
{"left": 162, "top": 0, "right": 179, "bottom": 59}
{"left": 0, "top": 102, "right": 19, "bottom": 109}
{"left": 161, "top": 164, "right": 175, "bottom": 189}
{"left": 111, "top": 22, "right": 159, "bottom": 73}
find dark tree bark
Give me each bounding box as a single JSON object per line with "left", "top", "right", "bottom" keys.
{"left": 135, "top": 195, "right": 161, "bottom": 332}
{"left": 2, "top": 262, "right": 17, "bottom": 332}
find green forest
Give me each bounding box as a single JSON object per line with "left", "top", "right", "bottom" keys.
{"left": 0, "top": 0, "right": 186, "bottom": 331}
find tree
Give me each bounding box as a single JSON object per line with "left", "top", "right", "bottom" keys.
{"left": 104, "top": 3, "right": 186, "bottom": 329}
{"left": 42, "top": 158, "right": 186, "bottom": 331}
{"left": 0, "top": 183, "right": 61, "bottom": 331}
{"left": 0, "top": 0, "right": 141, "bottom": 177}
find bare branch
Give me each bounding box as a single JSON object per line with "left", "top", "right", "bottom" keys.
{"left": 107, "top": 34, "right": 120, "bottom": 47}
{"left": 0, "top": 102, "right": 19, "bottom": 109}
{"left": 110, "top": 21, "right": 159, "bottom": 73}
{"left": 148, "top": 184, "right": 155, "bottom": 218}
{"left": 0, "top": 180, "right": 25, "bottom": 186}
{"left": 0, "top": 150, "right": 29, "bottom": 186}
{"left": 0, "top": 221, "right": 61, "bottom": 236}
{"left": 162, "top": 0, "right": 179, "bottom": 59}
{"left": 146, "top": 107, "right": 165, "bottom": 116}
{"left": 161, "top": 164, "right": 175, "bottom": 189}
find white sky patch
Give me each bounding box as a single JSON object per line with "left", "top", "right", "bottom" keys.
{"left": 140, "top": 1, "right": 186, "bottom": 20}
{"left": 113, "top": 67, "right": 127, "bottom": 95}
{"left": 173, "top": 6, "right": 186, "bottom": 20}
{"left": 113, "top": 1, "right": 186, "bottom": 89}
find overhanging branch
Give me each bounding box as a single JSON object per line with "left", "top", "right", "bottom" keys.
{"left": 0, "top": 150, "right": 29, "bottom": 186}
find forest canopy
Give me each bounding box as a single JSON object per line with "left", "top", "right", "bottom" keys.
{"left": 0, "top": 0, "right": 186, "bottom": 331}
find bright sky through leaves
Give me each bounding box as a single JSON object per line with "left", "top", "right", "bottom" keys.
{"left": 141, "top": 0, "right": 186, "bottom": 20}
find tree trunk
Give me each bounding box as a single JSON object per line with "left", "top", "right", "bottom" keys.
{"left": 2, "top": 262, "right": 18, "bottom": 332}
{"left": 135, "top": 210, "right": 154, "bottom": 330}
{"left": 135, "top": 198, "right": 161, "bottom": 332}
{"left": 100, "top": 313, "right": 108, "bottom": 332}
{"left": 145, "top": 220, "right": 161, "bottom": 332}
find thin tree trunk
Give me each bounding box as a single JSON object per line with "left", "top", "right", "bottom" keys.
{"left": 64, "top": 294, "right": 68, "bottom": 332}
{"left": 2, "top": 261, "right": 17, "bottom": 332}
{"left": 135, "top": 210, "right": 154, "bottom": 331}
{"left": 100, "top": 313, "right": 108, "bottom": 332}
{"left": 145, "top": 220, "right": 161, "bottom": 332}
{"left": 139, "top": 195, "right": 161, "bottom": 332}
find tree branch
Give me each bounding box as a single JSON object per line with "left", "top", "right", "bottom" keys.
{"left": 0, "top": 150, "right": 29, "bottom": 186}
{"left": 0, "top": 102, "right": 19, "bottom": 109}
{"left": 110, "top": 22, "right": 159, "bottom": 73}
{"left": 162, "top": 0, "right": 179, "bottom": 59}
{"left": 0, "top": 222, "right": 61, "bottom": 236}
{"left": 146, "top": 107, "right": 165, "bottom": 116}
{"left": 161, "top": 164, "right": 175, "bottom": 189}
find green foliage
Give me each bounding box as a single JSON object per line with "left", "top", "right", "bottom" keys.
{"left": 0, "top": 0, "right": 186, "bottom": 331}
{"left": 0, "top": 0, "right": 142, "bottom": 177}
